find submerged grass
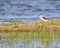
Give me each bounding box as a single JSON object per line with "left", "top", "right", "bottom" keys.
{"left": 0, "top": 31, "right": 60, "bottom": 45}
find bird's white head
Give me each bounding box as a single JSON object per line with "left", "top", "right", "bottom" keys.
{"left": 39, "top": 16, "right": 42, "bottom": 18}
{"left": 39, "top": 16, "right": 43, "bottom": 19}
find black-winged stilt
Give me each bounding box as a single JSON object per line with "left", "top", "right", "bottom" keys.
{"left": 39, "top": 16, "right": 49, "bottom": 21}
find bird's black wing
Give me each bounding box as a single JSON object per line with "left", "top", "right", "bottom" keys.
{"left": 43, "top": 17, "right": 48, "bottom": 20}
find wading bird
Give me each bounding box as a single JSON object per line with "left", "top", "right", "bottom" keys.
{"left": 39, "top": 16, "right": 49, "bottom": 21}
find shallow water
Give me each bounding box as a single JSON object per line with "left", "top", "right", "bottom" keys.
{"left": 0, "top": 32, "right": 60, "bottom": 48}
{"left": 0, "top": 0, "right": 60, "bottom": 23}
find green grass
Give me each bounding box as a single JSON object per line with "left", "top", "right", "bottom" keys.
{"left": 0, "top": 31, "right": 59, "bottom": 44}
{"left": 0, "top": 20, "right": 60, "bottom": 43}
{"left": 0, "top": 30, "right": 60, "bottom": 48}
{"left": 0, "top": 20, "right": 60, "bottom": 48}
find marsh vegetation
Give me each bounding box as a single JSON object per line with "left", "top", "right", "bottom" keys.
{"left": 0, "top": 20, "right": 60, "bottom": 48}
{"left": 0, "top": 20, "right": 60, "bottom": 32}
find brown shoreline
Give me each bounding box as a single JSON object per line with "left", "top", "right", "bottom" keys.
{"left": 0, "top": 21, "right": 60, "bottom": 32}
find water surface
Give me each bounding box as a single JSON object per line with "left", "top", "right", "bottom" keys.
{"left": 0, "top": 32, "right": 60, "bottom": 48}
{"left": 0, "top": 0, "right": 60, "bottom": 23}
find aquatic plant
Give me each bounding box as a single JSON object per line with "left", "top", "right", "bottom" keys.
{"left": 0, "top": 31, "right": 60, "bottom": 45}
